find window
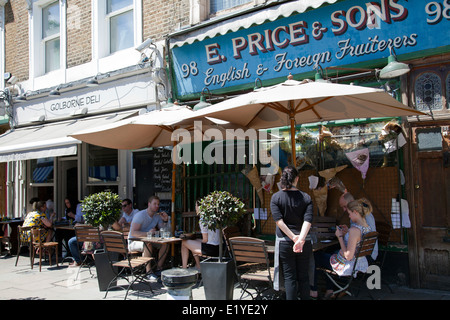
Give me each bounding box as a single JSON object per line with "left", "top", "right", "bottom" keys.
{"left": 42, "top": 2, "right": 60, "bottom": 73}
{"left": 31, "top": 158, "right": 54, "bottom": 184}
{"left": 86, "top": 144, "right": 119, "bottom": 195}
{"left": 29, "top": 158, "right": 55, "bottom": 214}
{"left": 414, "top": 72, "right": 443, "bottom": 111}
{"left": 87, "top": 144, "right": 119, "bottom": 184}
{"left": 106, "top": 0, "right": 134, "bottom": 54}
{"left": 210, "top": 0, "right": 252, "bottom": 14}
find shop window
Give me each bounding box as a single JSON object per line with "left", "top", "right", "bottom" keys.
{"left": 42, "top": 2, "right": 60, "bottom": 73}
{"left": 29, "top": 158, "right": 55, "bottom": 215}
{"left": 416, "top": 128, "right": 443, "bottom": 151}
{"left": 106, "top": 0, "right": 134, "bottom": 54}
{"left": 283, "top": 121, "right": 398, "bottom": 171}
{"left": 414, "top": 72, "right": 443, "bottom": 111}
{"left": 30, "top": 158, "right": 54, "bottom": 184}
{"left": 210, "top": 0, "right": 252, "bottom": 14}
{"left": 87, "top": 144, "right": 118, "bottom": 183}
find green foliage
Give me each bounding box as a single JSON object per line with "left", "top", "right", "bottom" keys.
{"left": 82, "top": 191, "right": 122, "bottom": 228}
{"left": 198, "top": 191, "right": 245, "bottom": 230}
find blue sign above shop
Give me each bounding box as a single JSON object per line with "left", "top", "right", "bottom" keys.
{"left": 171, "top": 0, "right": 450, "bottom": 98}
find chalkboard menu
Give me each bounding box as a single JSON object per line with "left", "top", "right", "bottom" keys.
{"left": 133, "top": 148, "right": 173, "bottom": 212}
{"left": 152, "top": 148, "right": 172, "bottom": 213}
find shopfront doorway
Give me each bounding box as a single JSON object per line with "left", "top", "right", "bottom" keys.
{"left": 58, "top": 157, "right": 78, "bottom": 218}
{"left": 409, "top": 124, "right": 450, "bottom": 290}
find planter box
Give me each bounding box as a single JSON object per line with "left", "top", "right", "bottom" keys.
{"left": 94, "top": 251, "right": 117, "bottom": 291}
{"left": 200, "top": 257, "right": 235, "bottom": 300}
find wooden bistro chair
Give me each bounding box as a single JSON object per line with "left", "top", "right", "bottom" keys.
{"left": 319, "top": 231, "right": 378, "bottom": 298}
{"left": 101, "top": 231, "right": 155, "bottom": 300}
{"left": 222, "top": 226, "right": 243, "bottom": 258}
{"left": 229, "top": 236, "right": 274, "bottom": 300}
{"left": 15, "top": 226, "right": 34, "bottom": 268}
{"left": 310, "top": 216, "right": 337, "bottom": 241}
{"left": 73, "top": 224, "right": 103, "bottom": 279}
{"left": 31, "top": 228, "right": 59, "bottom": 272}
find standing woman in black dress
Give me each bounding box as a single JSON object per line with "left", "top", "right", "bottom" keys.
{"left": 271, "top": 166, "right": 313, "bottom": 300}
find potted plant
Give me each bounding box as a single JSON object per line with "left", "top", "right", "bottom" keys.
{"left": 82, "top": 191, "right": 122, "bottom": 230}
{"left": 198, "top": 191, "right": 246, "bottom": 300}
{"left": 81, "top": 191, "right": 122, "bottom": 291}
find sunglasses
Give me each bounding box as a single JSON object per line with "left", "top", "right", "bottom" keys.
{"left": 122, "top": 204, "right": 129, "bottom": 208}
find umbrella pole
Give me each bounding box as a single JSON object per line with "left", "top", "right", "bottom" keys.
{"left": 171, "top": 140, "right": 177, "bottom": 258}
{"left": 290, "top": 115, "right": 297, "bottom": 168}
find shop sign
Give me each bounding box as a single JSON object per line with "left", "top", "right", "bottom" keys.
{"left": 171, "top": 0, "right": 450, "bottom": 97}
{"left": 15, "top": 74, "right": 155, "bottom": 124}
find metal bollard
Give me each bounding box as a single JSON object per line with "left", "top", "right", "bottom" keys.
{"left": 161, "top": 268, "right": 198, "bottom": 300}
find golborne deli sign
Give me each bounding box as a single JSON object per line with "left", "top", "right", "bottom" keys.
{"left": 171, "top": 0, "right": 450, "bottom": 97}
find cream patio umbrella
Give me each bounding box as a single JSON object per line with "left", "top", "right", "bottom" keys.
{"left": 70, "top": 105, "right": 263, "bottom": 234}
{"left": 175, "top": 76, "right": 427, "bottom": 166}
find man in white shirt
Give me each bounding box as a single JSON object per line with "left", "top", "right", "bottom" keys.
{"left": 129, "top": 195, "right": 169, "bottom": 273}
{"left": 118, "top": 198, "right": 139, "bottom": 229}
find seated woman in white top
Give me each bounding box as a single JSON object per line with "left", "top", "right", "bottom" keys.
{"left": 181, "top": 202, "right": 221, "bottom": 271}
{"left": 308, "top": 198, "right": 372, "bottom": 299}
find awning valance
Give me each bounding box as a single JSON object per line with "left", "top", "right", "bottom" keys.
{"left": 0, "top": 111, "right": 135, "bottom": 162}
{"left": 169, "top": 0, "right": 338, "bottom": 48}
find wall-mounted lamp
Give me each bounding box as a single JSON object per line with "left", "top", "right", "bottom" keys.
{"left": 0, "top": 89, "right": 11, "bottom": 109}
{"left": 86, "top": 75, "right": 99, "bottom": 87}
{"left": 86, "top": 73, "right": 110, "bottom": 87}
{"left": 193, "top": 87, "right": 212, "bottom": 111}
{"left": 160, "top": 97, "right": 175, "bottom": 109}
{"left": 31, "top": 115, "right": 46, "bottom": 123}
{"left": 15, "top": 93, "right": 27, "bottom": 102}
{"left": 49, "top": 86, "right": 61, "bottom": 96}
{"left": 71, "top": 107, "right": 88, "bottom": 117}
{"left": 314, "top": 64, "right": 331, "bottom": 83}
{"left": 379, "top": 47, "right": 410, "bottom": 79}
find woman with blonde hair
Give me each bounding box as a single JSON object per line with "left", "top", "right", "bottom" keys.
{"left": 310, "top": 198, "right": 372, "bottom": 299}
{"left": 22, "top": 201, "right": 54, "bottom": 243}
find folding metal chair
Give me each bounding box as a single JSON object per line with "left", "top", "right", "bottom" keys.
{"left": 229, "top": 236, "right": 274, "bottom": 300}
{"left": 73, "top": 224, "right": 102, "bottom": 279}
{"left": 320, "top": 231, "right": 378, "bottom": 298}
{"left": 101, "top": 231, "right": 154, "bottom": 300}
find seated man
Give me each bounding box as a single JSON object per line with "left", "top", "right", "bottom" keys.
{"left": 128, "top": 195, "right": 169, "bottom": 274}
{"left": 118, "top": 198, "right": 139, "bottom": 229}
{"left": 68, "top": 206, "right": 86, "bottom": 267}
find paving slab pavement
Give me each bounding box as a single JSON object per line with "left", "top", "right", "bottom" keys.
{"left": 1, "top": 254, "right": 449, "bottom": 302}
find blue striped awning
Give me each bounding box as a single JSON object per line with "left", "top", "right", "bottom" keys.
{"left": 32, "top": 166, "right": 54, "bottom": 183}
{"left": 88, "top": 165, "right": 118, "bottom": 182}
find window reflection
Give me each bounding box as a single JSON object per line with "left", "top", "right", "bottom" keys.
{"left": 87, "top": 145, "right": 118, "bottom": 183}
{"left": 31, "top": 158, "right": 54, "bottom": 184}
